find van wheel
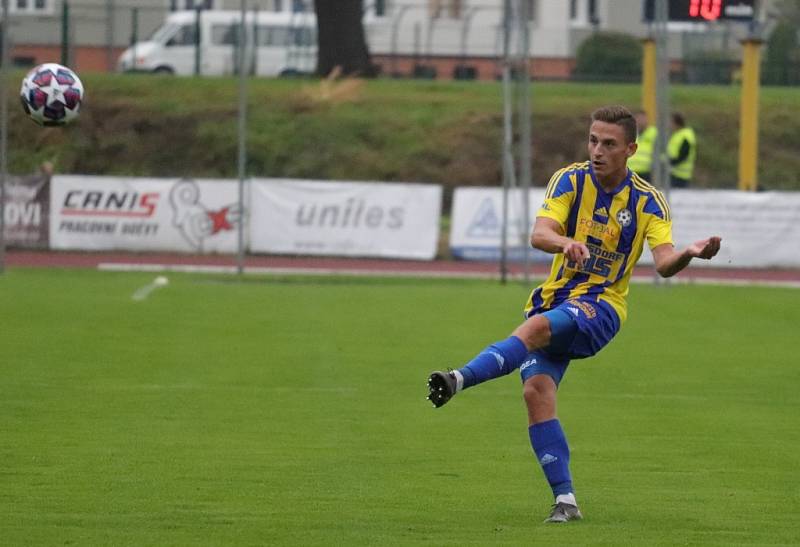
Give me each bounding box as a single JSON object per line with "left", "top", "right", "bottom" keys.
{"left": 153, "top": 66, "right": 174, "bottom": 75}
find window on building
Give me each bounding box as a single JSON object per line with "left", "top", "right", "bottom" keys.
{"left": 569, "top": 0, "right": 578, "bottom": 20}
{"left": 170, "top": 0, "right": 214, "bottom": 9}
{"left": 523, "top": 0, "right": 538, "bottom": 22}
{"left": 10, "top": 0, "right": 53, "bottom": 14}
{"left": 429, "top": 0, "right": 462, "bottom": 19}
{"left": 185, "top": 0, "right": 214, "bottom": 9}
{"left": 375, "top": 0, "right": 387, "bottom": 17}
{"left": 588, "top": 0, "right": 599, "bottom": 25}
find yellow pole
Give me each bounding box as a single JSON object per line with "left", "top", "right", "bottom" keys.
{"left": 738, "top": 39, "right": 762, "bottom": 191}
{"left": 641, "top": 38, "right": 657, "bottom": 122}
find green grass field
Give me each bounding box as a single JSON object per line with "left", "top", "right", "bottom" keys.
{"left": 2, "top": 268, "right": 798, "bottom": 545}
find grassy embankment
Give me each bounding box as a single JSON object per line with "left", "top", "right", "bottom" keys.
{"left": 11, "top": 72, "right": 800, "bottom": 200}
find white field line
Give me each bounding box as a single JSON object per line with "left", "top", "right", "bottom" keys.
{"left": 99, "top": 262, "right": 800, "bottom": 289}
{"left": 131, "top": 276, "right": 170, "bottom": 301}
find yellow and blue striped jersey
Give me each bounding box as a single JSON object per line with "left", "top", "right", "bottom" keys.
{"left": 526, "top": 161, "right": 673, "bottom": 323}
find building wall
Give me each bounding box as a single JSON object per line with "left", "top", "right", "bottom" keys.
{"left": 4, "top": 0, "right": 775, "bottom": 77}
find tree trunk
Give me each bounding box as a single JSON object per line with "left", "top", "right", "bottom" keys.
{"left": 314, "top": 0, "right": 375, "bottom": 77}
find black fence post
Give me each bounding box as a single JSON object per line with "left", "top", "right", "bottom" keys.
{"left": 61, "top": 1, "right": 70, "bottom": 66}
{"left": 194, "top": 7, "right": 202, "bottom": 76}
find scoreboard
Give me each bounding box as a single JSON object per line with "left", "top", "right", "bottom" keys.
{"left": 643, "top": 0, "right": 757, "bottom": 22}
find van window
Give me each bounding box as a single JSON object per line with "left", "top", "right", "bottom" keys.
{"left": 150, "top": 23, "right": 178, "bottom": 44}
{"left": 255, "top": 26, "right": 289, "bottom": 46}
{"left": 211, "top": 23, "right": 240, "bottom": 46}
{"left": 166, "top": 24, "right": 197, "bottom": 47}
{"left": 253, "top": 25, "right": 315, "bottom": 47}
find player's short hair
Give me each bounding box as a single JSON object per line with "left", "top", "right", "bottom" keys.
{"left": 672, "top": 112, "right": 685, "bottom": 127}
{"left": 591, "top": 105, "right": 637, "bottom": 144}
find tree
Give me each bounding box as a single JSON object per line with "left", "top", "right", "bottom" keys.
{"left": 313, "top": 0, "right": 375, "bottom": 77}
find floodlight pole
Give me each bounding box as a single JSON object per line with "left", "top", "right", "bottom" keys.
{"left": 0, "top": 0, "right": 9, "bottom": 275}
{"left": 236, "top": 0, "right": 248, "bottom": 275}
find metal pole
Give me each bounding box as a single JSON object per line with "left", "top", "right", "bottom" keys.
{"left": 236, "top": 0, "right": 248, "bottom": 275}
{"left": 131, "top": 7, "right": 138, "bottom": 72}
{"left": 653, "top": 0, "right": 670, "bottom": 198}
{"left": 500, "top": 0, "right": 514, "bottom": 284}
{"left": 194, "top": 7, "right": 202, "bottom": 76}
{"left": 737, "top": 38, "right": 762, "bottom": 191}
{"left": 0, "top": 0, "right": 8, "bottom": 274}
{"left": 106, "top": 0, "right": 115, "bottom": 72}
{"left": 653, "top": 0, "right": 670, "bottom": 286}
{"left": 517, "top": 0, "right": 532, "bottom": 285}
{"left": 389, "top": 5, "right": 411, "bottom": 77}
{"left": 61, "top": 0, "right": 70, "bottom": 66}
{"left": 251, "top": 5, "right": 259, "bottom": 76}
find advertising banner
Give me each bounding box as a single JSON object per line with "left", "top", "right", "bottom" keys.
{"left": 250, "top": 179, "right": 442, "bottom": 260}
{"left": 50, "top": 176, "right": 244, "bottom": 253}
{"left": 449, "top": 187, "right": 551, "bottom": 262}
{"left": 667, "top": 189, "right": 800, "bottom": 268}
{"left": 451, "top": 187, "right": 800, "bottom": 268}
{"left": 2, "top": 173, "right": 50, "bottom": 248}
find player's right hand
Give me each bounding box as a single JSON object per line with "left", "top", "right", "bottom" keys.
{"left": 563, "top": 241, "right": 591, "bottom": 268}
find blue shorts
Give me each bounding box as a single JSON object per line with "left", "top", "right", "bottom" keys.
{"left": 519, "top": 298, "right": 620, "bottom": 386}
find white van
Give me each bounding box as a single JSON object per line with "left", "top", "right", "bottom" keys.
{"left": 117, "top": 10, "right": 316, "bottom": 76}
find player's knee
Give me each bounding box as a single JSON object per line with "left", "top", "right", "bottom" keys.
{"left": 523, "top": 374, "right": 555, "bottom": 406}
{"left": 513, "top": 316, "right": 551, "bottom": 350}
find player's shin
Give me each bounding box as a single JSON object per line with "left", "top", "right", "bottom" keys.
{"left": 457, "top": 336, "right": 528, "bottom": 390}
{"left": 529, "top": 419, "right": 574, "bottom": 498}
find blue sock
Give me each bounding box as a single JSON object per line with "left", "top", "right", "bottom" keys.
{"left": 457, "top": 336, "right": 528, "bottom": 389}
{"left": 529, "top": 419, "right": 573, "bottom": 497}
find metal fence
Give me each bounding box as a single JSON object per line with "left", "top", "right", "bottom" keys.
{"left": 0, "top": 0, "right": 797, "bottom": 85}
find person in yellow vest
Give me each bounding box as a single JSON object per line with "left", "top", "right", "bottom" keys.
{"left": 668, "top": 112, "right": 697, "bottom": 188}
{"left": 628, "top": 110, "right": 657, "bottom": 182}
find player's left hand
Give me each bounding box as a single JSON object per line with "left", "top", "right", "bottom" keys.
{"left": 688, "top": 236, "right": 721, "bottom": 260}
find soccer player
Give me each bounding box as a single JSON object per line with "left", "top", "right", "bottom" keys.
{"left": 426, "top": 105, "right": 721, "bottom": 523}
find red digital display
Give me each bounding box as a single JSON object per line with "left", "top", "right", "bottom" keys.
{"left": 643, "top": 0, "right": 756, "bottom": 22}
{"left": 689, "top": 0, "right": 723, "bottom": 21}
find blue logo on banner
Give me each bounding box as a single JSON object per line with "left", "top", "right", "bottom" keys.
{"left": 466, "top": 198, "right": 500, "bottom": 238}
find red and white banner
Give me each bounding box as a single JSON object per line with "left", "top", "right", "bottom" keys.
{"left": 50, "top": 176, "right": 244, "bottom": 253}
{"left": 250, "top": 179, "right": 442, "bottom": 260}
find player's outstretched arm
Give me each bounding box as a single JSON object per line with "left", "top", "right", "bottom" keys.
{"left": 651, "top": 237, "right": 722, "bottom": 278}
{"left": 531, "top": 217, "right": 590, "bottom": 267}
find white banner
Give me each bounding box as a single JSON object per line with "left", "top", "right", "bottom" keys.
{"left": 667, "top": 189, "right": 800, "bottom": 268}
{"left": 250, "top": 179, "right": 441, "bottom": 260}
{"left": 449, "top": 187, "right": 551, "bottom": 262}
{"left": 451, "top": 187, "right": 800, "bottom": 268}
{"left": 50, "top": 176, "right": 244, "bottom": 253}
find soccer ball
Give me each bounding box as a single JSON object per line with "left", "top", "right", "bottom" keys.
{"left": 20, "top": 63, "right": 84, "bottom": 126}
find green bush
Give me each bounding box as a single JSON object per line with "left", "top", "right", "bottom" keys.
{"left": 682, "top": 50, "right": 737, "bottom": 85}
{"left": 763, "top": 20, "right": 800, "bottom": 85}
{"left": 573, "top": 32, "right": 642, "bottom": 82}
